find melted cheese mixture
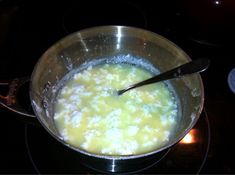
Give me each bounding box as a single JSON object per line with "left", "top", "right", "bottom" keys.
{"left": 54, "top": 63, "right": 178, "bottom": 155}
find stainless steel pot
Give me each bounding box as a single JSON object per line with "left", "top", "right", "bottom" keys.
{"left": 0, "top": 26, "right": 204, "bottom": 173}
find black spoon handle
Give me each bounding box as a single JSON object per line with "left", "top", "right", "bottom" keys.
{"left": 117, "top": 58, "right": 210, "bottom": 95}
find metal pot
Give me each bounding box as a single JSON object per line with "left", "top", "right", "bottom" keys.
{"left": 0, "top": 26, "right": 204, "bottom": 173}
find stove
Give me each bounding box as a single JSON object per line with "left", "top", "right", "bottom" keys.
{"left": 1, "top": 0, "right": 235, "bottom": 174}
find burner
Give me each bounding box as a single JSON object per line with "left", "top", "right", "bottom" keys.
{"left": 61, "top": 1, "right": 147, "bottom": 34}
{"left": 25, "top": 109, "right": 210, "bottom": 174}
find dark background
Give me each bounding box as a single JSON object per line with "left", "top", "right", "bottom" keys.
{"left": 1, "top": 0, "right": 235, "bottom": 174}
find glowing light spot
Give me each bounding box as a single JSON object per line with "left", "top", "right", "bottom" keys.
{"left": 180, "top": 129, "right": 197, "bottom": 144}
{"left": 116, "top": 26, "right": 122, "bottom": 49}
{"left": 214, "top": 0, "right": 221, "bottom": 5}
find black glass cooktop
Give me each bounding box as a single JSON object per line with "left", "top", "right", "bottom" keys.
{"left": 1, "top": 0, "right": 235, "bottom": 174}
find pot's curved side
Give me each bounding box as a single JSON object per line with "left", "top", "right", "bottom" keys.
{"left": 79, "top": 148, "right": 170, "bottom": 173}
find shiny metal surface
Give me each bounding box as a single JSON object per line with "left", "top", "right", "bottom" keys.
{"left": 29, "top": 26, "right": 204, "bottom": 172}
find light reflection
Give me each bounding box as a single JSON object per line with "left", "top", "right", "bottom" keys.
{"left": 116, "top": 26, "right": 122, "bottom": 49}
{"left": 179, "top": 129, "right": 197, "bottom": 144}
{"left": 111, "top": 159, "right": 116, "bottom": 172}
{"left": 214, "top": 0, "right": 221, "bottom": 5}
{"left": 77, "top": 33, "right": 89, "bottom": 52}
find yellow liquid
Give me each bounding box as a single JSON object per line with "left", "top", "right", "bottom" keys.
{"left": 54, "top": 63, "right": 177, "bottom": 155}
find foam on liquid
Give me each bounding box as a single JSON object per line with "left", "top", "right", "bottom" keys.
{"left": 54, "top": 54, "right": 178, "bottom": 155}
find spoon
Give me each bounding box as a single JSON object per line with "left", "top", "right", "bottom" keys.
{"left": 117, "top": 58, "right": 210, "bottom": 95}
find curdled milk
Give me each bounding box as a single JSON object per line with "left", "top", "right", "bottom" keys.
{"left": 54, "top": 63, "right": 178, "bottom": 155}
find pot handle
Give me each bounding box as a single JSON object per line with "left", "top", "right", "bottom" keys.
{"left": 0, "top": 77, "right": 35, "bottom": 117}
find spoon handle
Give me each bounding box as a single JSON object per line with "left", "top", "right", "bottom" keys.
{"left": 117, "top": 58, "right": 210, "bottom": 95}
